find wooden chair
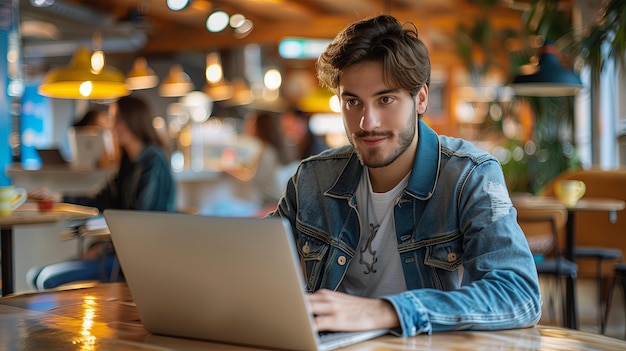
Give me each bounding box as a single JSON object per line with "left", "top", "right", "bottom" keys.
{"left": 515, "top": 203, "right": 578, "bottom": 327}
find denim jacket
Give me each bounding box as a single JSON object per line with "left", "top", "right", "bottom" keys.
{"left": 271, "top": 120, "right": 541, "bottom": 336}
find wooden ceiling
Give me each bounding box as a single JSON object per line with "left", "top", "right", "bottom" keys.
{"left": 21, "top": 0, "right": 531, "bottom": 66}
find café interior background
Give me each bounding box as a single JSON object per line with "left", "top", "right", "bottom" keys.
{"left": 2, "top": 0, "right": 626, "bottom": 194}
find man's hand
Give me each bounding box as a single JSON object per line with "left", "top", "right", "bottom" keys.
{"left": 307, "top": 289, "right": 400, "bottom": 332}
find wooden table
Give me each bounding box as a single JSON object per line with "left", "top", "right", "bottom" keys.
{"left": 0, "top": 282, "right": 625, "bottom": 350}
{"left": 0, "top": 202, "right": 99, "bottom": 296}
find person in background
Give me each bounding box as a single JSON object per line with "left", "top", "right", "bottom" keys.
{"left": 72, "top": 107, "right": 110, "bottom": 128}
{"left": 280, "top": 107, "right": 328, "bottom": 162}
{"left": 223, "top": 111, "right": 286, "bottom": 216}
{"left": 70, "top": 106, "right": 117, "bottom": 169}
{"left": 269, "top": 15, "right": 541, "bottom": 335}
{"left": 27, "top": 95, "right": 176, "bottom": 290}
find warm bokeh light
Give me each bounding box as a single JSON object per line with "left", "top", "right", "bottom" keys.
{"left": 90, "top": 51, "right": 105, "bottom": 74}
{"left": 79, "top": 81, "right": 93, "bottom": 97}
{"left": 263, "top": 69, "right": 282, "bottom": 90}
{"left": 205, "top": 53, "right": 223, "bottom": 84}
{"left": 329, "top": 95, "right": 341, "bottom": 113}
{"left": 229, "top": 14, "right": 245, "bottom": 28}
{"left": 153, "top": 116, "right": 165, "bottom": 130}
{"left": 233, "top": 19, "right": 253, "bottom": 38}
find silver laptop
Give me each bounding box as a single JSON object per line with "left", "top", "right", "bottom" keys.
{"left": 103, "top": 210, "right": 388, "bottom": 351}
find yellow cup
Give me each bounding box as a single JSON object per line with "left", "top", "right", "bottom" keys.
{"left": 554, "top": 180, "right": 586, "bottom": 207}
{"left": 0, "top": 186, "right": 28, "bottom": 216}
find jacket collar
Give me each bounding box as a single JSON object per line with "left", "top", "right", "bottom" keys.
{"left": 326, "top": 119, "right": 439, "bottom": 200}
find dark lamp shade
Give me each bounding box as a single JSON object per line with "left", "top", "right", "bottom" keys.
{"left": 38, "top": 46, "right": 129, "bottom": 99}
{"left": 510, "top": 44, "right": 583, "bottom": 97}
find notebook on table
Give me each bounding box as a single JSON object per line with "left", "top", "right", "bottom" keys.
{"left": 103, "top": 210, "right": 388, "bottom": 351}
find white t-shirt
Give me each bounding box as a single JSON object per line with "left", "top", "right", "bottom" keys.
{"left": 339, "top": 169, "right": 409, "bottom": 297}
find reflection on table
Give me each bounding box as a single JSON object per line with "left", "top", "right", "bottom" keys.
{"left": 1, "top": 282, "right": 626, "bottom": 350}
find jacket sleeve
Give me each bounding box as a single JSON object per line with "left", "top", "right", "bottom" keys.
{"left": 383, "top": 160, "right": 542, "bottom": 336}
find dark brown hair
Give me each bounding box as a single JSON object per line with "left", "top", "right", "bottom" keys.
{"left": 316, "top": 14, "right": 431, "bottom": 97}
{"left": 114, "top": 95, "right": 168, "bottom": 152}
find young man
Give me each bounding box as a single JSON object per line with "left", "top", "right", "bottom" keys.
{"left": 270, "top": 15, "right": 541, "bottom": 336}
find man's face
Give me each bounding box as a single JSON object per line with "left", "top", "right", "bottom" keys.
{"left": 339, "top": 61, "right": 428, "bottom": 169}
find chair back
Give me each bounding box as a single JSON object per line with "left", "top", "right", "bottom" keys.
{"left": 513, "top": 198, "right": 568, "bottom": 259}
{"left": 541, "top": 168, "right": 626, "bottom": 277}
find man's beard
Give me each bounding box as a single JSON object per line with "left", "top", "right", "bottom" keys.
{"left": 348, "top": 113, "right": 416, "bottom": 168}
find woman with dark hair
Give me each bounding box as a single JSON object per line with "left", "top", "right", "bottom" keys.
{"left": 72, "top": 107, "right": 109, "bottom": 128}
{"left": 27, "top": 95, "right": 176, "bottom": 289}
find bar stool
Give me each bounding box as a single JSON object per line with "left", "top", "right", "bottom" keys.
{"left": 574, "top": 247, "right": 623, "bottom": 333}
{"left": 603, "top": 262, "right": 626, "bottom": 338}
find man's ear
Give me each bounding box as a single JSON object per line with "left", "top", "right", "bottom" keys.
{"left": 416, "top": 85, "right": 428, "bottom": 115}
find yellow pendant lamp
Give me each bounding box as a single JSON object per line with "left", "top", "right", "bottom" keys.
{"left": 38, "top": 46, "right": 129, "bottom": 99}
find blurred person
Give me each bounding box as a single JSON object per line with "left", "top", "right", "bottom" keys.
{"left": 72, "top": 107, "right": 110, "bottom": 128}
{"left": 27, "top": 95, "right": 176, "bottom": 290}
{"left": 69, "top": 107, "right": 117, "bottom": 169}
{"left": 223, "top": 111, "right": 286, "bottom": 216}
{"left": 280, "top": 107, "right": 328, "bottom": 162}
{"left": 269, "top": 14, "right": 541, "bottom": 336}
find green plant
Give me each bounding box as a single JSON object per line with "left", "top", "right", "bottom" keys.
{"left": 580, "top": 0, "right": 626, "bottom": 86}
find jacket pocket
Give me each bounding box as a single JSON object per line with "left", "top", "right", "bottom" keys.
{"left": 295, "top": 233, "right": 329, "bottom": 262}
{"left": 423, "top": 235, "right": 463, "bottom": 271}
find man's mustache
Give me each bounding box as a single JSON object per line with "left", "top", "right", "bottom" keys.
{"left": 353, "top": 131, "right": 393, "bottom": 139}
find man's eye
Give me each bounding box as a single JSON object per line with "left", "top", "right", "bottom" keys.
{"left": 346, "top": 99, "right": 359, "bottom": 106}
{"left": 380, "top": 96, "right": 394, "bottom": 104}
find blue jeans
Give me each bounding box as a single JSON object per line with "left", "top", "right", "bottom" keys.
{"left": 27, "top": 253, "right": 124, "bottom": 290}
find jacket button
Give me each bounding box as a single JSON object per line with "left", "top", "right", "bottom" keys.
{"left": 302, "top": 244, "right": 310, "bottom": 254}
{"left": 337, "top": 256, "right": 346, "bottom": 265}
{"left": 447, "top": 252, "right": 457, "bottom": 262}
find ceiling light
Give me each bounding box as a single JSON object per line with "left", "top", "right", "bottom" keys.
{"left": 206, "top": 10, "right": 229, "bottom": 32}
{"left": 30, "top": 0, "right": 55, "bottom": 7}
{"left": 159, "top": 64, "right": 194, "bottom": 97}
{"left": 20, "top": 20, "right": 60, "bottom": 40}
{"left": 126, "top": 57, "right": 159, "bottom": 90}
{"left": 205, "top": 52, "right": 223, "bottom": 84}
{"left": 180, "top": 91, "right": 213, "bottom": 123}
{"left": 38, "top": 46, "right": 129, "bottom": 100}
{"left": 263, "top": 69, "right": 282, "bottom": 90}
{"left": 233, "top": 19, "right": 253, "bottom": 39}
{"left": 204, "top": 79, "right": 234, "bottom": 101}
{"left": 509, "top": 42, "right": 583, "bottom": 97}
{"left": 229, "top": 14, "right": 246, "bottom": 28}
{"left": 167, "top": 0, "right": 191, "bottom": 11}
{"left": 91, "top": 50, "right": 105, "bottom": 73}
{"left": 226, "top": 78, "right": 252, "bottom": 106}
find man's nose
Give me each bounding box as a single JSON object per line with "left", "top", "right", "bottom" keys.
{"left": 359, "top": 107, "right": 381, "bottom": 131}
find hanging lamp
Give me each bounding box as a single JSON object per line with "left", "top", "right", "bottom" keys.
{"left": 159, "top": 64, "right": 194, "bottom": 97}
{"left": 509, "top": 42, "right": 583, "bottom": 97}
{"left": 126, "top": 57, "right": 159, "bottom": 90}
{"left": 38, "top": 46, "right": 129, "bottom": 99}
{"left": 203, "top": 52, "right": 233, "bottom": 100}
